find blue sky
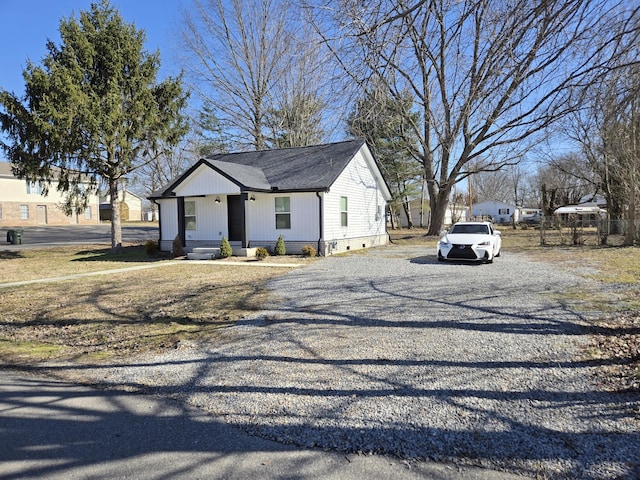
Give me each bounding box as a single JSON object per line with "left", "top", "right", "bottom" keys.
{"left": 0, "top": 1, "right": 187, "bottom": 161}
{"left": 0, "top": 0, "right": 185, "bottom": 98}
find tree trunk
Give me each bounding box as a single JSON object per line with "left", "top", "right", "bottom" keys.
{"left": 427, "top": 188, "right": 451, "bottom": 235}
{"left": 110, "top": 180, "right": 123, "bottom": 254}
{"left": 402, "top": 197, "right": 414, "bottom": 229}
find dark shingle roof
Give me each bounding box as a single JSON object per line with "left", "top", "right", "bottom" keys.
{"left": 152, "top": 139, "right": 367, "bottom": 197}
{"left": 205, "top": 159, "right": 272, "bottom": 191}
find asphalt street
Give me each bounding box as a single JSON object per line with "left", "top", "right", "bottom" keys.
{"left": 0, "top": 371, "right": 524, "bottom": 480}
{"left": 0, "top": 224, "right": 158, "bottom": 249}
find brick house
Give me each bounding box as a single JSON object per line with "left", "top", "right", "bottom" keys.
{"left": 0, "top": 162, "right": 100, "bottom": 226}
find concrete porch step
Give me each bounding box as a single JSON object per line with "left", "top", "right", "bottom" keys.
{"left": 192, "top": 247, "right": 221, "bottom": 254}
{"left": 187, "top": 252, "right": 216, "bottom": 260}
{"left": 187, "top": 247, "right": 220, "bottom": 260}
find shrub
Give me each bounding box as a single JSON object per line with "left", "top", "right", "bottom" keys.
{"left": 220, "top": 236, "right": 233, "bottom": 258}
{"left": 274, "top": 234, "right": 286, "bottom": 255}
{"left": 172, "top": 235, "right": 185, "bottom": 257}
{"left": 255, "top": 247, "right": 270, "bottom": 260}
{"left": 301, "top": 244, "right": 316, "bottom": 257}
{"left": 145, "top": 239, "right": 160, "bottom": 256}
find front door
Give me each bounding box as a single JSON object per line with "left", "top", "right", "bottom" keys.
{"left": 227, "top": 195, "right": 244, "bottom": 242}
{"left": 36, "top": 205, "right": 47, "bottom": 224}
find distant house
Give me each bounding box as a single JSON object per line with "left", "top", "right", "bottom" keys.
{"left": 471, "top": 200, "right": 518, "bottom": 224}
{"left": 554, "top": 195, "right": 608, "bottom": 226}
{"left": 150, "top": 139, "right": 392, "bottom": 256}
{"left": 100, "top": 189, "right": 143, "bottom": 222}
{"left": 394, "top": 199, "right": 468, "bottom": 228}
{"left": 0, "top": 162, "right": 99, "bottom": 226}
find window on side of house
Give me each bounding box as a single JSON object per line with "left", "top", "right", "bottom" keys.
{"left": 185, "top": 200, "right": 197, "bottom": 230}
{"left": 275, "top": 196, "right": 291, "bottom": 229}
{"left": 498, "top": 208, "right": 510, "bottom": 214}
{"left": 20, "top": 204, "right": 29, "bottom": 219}
{"left": 340, "top": 196, "right": 348, "bottom": 227}
{"left": 84, "top": 207, "right": 92, "bottom": 220}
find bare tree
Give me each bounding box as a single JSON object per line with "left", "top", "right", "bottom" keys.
{"left": 534, "top": 153, "right": 598, "bottom": 215}
{"left": 467, "top": 167, "right": 512, "bottom": 205}
{"left": 180, "top": 0, "right": 293, "bottom": 150}
{"left": 600, "top": 81, "right": 640, "bottom": 245}
{"left": 264, "top": 19, "right": 332, "bottom": 148}
{"left": 311, "top": 0, "right": 640, "bottom": 234}
{"left": 564, "top": 48, "right": 640, "bottom": 242}
{"left": 180, "top": 0, "right": 332, "bottom": 151}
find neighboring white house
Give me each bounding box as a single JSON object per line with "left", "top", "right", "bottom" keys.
{"left": 99, "top": 189, "right": 144, "bottom": 222}
{"left": 150, "top": 140, "right": 392, "bottom": 256}
{"left": 395, "top": 199, "right": 468, "bottom": 228}
{"left": 471, "top": 200, "right": 519, "bottom": 224}
{"left": 0, "top": 162, "right": 99, "bottom": 226}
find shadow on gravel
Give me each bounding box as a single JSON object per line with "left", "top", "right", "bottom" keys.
{"left": 24, "top": 353, "right": 640, "bottom": 480}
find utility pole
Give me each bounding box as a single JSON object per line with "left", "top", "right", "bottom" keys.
{"left": 468, "top": 175, "right": 473, "bottom": 221}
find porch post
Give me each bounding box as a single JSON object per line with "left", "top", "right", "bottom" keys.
{"left": 240, "top": 192, "right": 250, "bottom": 248}
{"left": 177, "top": 197, "right": 186, "bottom": 247}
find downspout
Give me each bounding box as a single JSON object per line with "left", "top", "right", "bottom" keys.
{"left": 316, "top": 191, "right": 324, "bottom": 256}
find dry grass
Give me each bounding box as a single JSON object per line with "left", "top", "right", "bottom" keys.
{"left": 0, "top": 244, "right": 170, "bottom": 283}
{"left": 0, "top": 244, "right": 301, "bottom": 365}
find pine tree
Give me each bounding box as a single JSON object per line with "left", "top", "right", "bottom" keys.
{"left": 0, "top": 0, "right": 188, "bottom": 253}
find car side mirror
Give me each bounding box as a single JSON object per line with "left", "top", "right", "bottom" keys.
{"left": 495, "top": 230, "right": 501, "bottom": 236}
{"left": 440, "top": 229, "right": 447, "bottom": 236}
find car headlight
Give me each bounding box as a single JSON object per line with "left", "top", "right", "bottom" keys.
{"left": 438, "top": 237, "right": 449, "bottom": 246}
{"left": 478, "top": 241, "right": 490, "bottom": 246}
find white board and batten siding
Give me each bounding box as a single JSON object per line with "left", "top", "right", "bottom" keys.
{"left": 323, "top": 149, "right": 387, "bottom": 254}
{"left": 175, "top": 163, "right": 241, "bottom": 196}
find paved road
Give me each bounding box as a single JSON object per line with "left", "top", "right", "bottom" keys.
{"left": 0, "top": 224, "right": 158, "bottom": 249}
{"left": 0, "top": 371, "right": 523, "bottom": 480}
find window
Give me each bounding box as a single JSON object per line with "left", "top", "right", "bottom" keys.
{"left": 275, "top": 197, "right": 291, "bottom": 229}
{"left": 185, "top": 200, "right": 196, "bottom": 230}
{"left": 20, "top": 204, "right": 29, "bottom": 219}
{"left": 0, "top": 204, "right": 2, "bottom": 220}
{"left": 498, "top": 208, "right": 510, "bottom": 214}
{"left": 84, "top": 207, "right": 92, "bottom": 220}
{"left": 26, "top": 181, "right": 42, "bottom": 195}
{"left": 340, "top": 196, "right": 348, "bottom": 227}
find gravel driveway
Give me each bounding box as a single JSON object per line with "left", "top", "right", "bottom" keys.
{"left": 64, "top": 245, "right": 639, "bottom": 479}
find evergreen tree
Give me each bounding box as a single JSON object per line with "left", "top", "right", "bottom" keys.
{"left": 347, "top": 83, "right": 422, "bottom": 227}
{"left": 0, "top": 0, "right": 188, "bottom": 252}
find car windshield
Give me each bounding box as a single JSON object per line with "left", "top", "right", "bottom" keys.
{"left": 450, "top": 224, "right": 490, "bottom": 235}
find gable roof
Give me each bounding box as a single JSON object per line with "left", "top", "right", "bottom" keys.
{"left": 151, "top": 139, "right": 378, "bottom": 198}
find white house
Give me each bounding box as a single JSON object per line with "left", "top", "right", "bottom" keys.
{"left": 471, "top": 200, "right": 518, "bottom": 224}
{"left": 99, "top": 189, "right": 144, "bottom": 222}
{"left": 150, "top": 139, "right": 392, "bottom": 256}
{"left": 0, "top": 162, "right": 99, "bottom": 226}
{"left": 395, "top": 199, "right": 468, "bottom": 228}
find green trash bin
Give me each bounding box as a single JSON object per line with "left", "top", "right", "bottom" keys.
{"left": 7, "top": 229, "right": 23, "bottom": 245}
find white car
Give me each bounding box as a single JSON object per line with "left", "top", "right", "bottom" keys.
{"left": 437, "top": 221, "right": 502, "bottom": 263}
